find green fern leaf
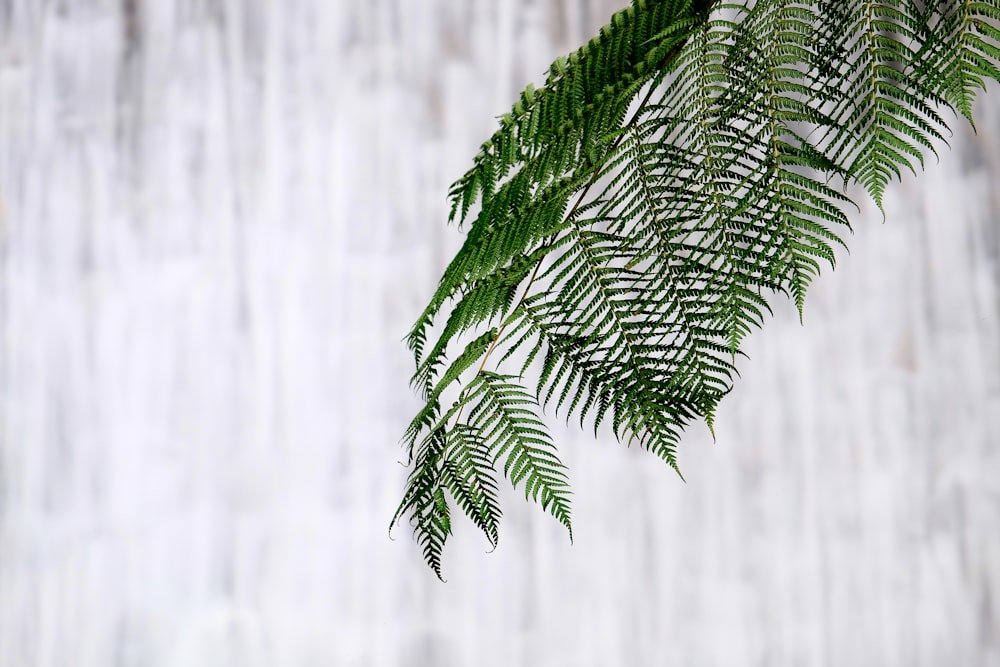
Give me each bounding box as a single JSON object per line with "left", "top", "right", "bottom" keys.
{"left": 393, "top": 0, "right": 1000, "bottom": 580}
{"left": 467, "top": 372, "right": 574, "bottom": 540}
{"left": 441, "top": 424, "right": 503, "bottom": 549}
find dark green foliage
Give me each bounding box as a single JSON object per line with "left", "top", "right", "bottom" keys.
{"left": 390, "top": 0, "right": 1000, "bottom": 580}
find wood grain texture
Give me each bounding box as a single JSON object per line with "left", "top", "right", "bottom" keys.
{"left": 0, "top": 1, "right": 998, "bottom": 665}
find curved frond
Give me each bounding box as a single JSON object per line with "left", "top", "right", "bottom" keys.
{"left": 393, "top": 0, "right": 1000, "bottom": 579}
{"left": 467, "top": 372, "right": 574, "bottom": 539}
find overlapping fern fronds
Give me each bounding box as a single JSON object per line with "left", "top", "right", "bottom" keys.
{"left": 391, "top": 0, "right": 1000, "bottom": 580}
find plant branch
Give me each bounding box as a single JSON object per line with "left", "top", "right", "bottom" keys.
{"left": 453, "top": 37, "right": 700, "bottom": 429}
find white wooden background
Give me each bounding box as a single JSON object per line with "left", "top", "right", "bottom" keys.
{"left": 1, "top": 1, "right": 998, "bottom": 665}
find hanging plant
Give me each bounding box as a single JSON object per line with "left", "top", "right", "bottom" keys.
{"left": 390, "top": 0, "right": 1000, "bottom": 580}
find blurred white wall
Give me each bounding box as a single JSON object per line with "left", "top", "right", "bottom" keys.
{"left": 1, "top": 1, "right": 998, "bottom": 665}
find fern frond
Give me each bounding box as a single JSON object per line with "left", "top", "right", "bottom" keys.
{"left": 394, "top": 0, "right": 1000, "bottom": 579}
{"left": 441, "top": 424, "right": 503, "bottom": 549}
{"left": 913, "top": 0, "right": 1000, "bottom": 124}
{"left": 407, "top": 1, "right": 713, "bottom": 368}
{"left": 389, "top": 429, "right": 451, "bottom": 581}
{"left": 467, "top": 372, "right": 574, "bottom": 540}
